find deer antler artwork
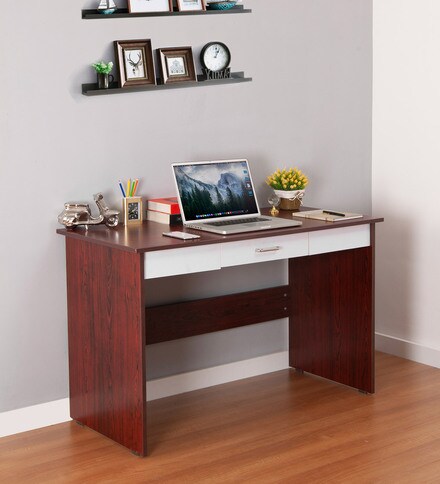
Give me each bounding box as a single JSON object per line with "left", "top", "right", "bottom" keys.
{"left": 127, "top": 51, "right": 143, "bottom": 76}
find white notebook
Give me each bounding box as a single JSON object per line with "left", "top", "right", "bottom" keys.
{"left": 293, "top": 210, "right": 363, "bottom": 222}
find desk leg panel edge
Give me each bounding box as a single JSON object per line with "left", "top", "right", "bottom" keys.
{"left": 288, "top": 246, "right": 374, "bottom": 393}
{"left": 65, "top": 238, "right": 147, "bottom": 456}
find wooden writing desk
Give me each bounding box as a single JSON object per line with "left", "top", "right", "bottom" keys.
{"left": 57, "top": 209, "right": 383, "bottom": 456}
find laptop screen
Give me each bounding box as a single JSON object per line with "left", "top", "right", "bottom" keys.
{"left": 172, "top": 160, "right": 260, "bottom": 222}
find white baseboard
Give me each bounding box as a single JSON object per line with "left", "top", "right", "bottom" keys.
{"left": 0, "top": 398, "right": 71, "bottom": 439}
{"left": 376, "top": 332, "right": 440, "bottom": 368}
{"left": 0, "top": 351, "right": 289, "bottom": 439}
{"left": 147, "top": 350, "right": 289, "bottom": 401}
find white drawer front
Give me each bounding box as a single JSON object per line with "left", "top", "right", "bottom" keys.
{"left": 144, "top": 245, "right": 221, "bottom": 279}
{"left": 309, "top": 224, "right": 370, "bottom": 256}
{"left": 221, "top": 233, "right": 309, "bottom": 268}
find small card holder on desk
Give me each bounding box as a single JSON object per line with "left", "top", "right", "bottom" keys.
{"left": 123, "top": 197, "right": 143, "bottom": 225}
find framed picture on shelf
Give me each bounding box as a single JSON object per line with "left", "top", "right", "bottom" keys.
{"left": 114, "top": 40, "right": 156, "bottom": 88}
{"left": 123, "top": 197, "right": 143, "bottom": 225}
{"left": 158, "top": 47, "right": 197, "bottom": 84}
{"left": 176, "top": 0, "right": 206, "bottom": 12}
{"left": 128, "top": 0, "right": 173, "bottom": 13}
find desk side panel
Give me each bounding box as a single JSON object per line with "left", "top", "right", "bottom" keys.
{"left": 289, "top": 246, "right": 373, "bottom": 393}
{"left": 65, "top": 238, "right": 147, "bottom": 455}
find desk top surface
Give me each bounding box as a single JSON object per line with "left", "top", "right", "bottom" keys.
{"left": 57, "top": 208, "right": 384, "bottom": 253}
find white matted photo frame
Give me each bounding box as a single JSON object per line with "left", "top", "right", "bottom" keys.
{"left": 158, "top": 47, "right": 197, "bottom": 84}
{"left": 114, "top": 39, "right": 156, "bottom": 88}
{"left": 176, "top": 0, "right": 206, "bottom": 12}
{"left": 128, "top": 0, "right": 173, "bottom": 13}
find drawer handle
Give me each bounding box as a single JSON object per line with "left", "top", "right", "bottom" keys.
{"left": 255, "top": 246, "right": 281, "bottom": 253}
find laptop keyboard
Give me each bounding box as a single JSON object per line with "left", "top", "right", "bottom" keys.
{"left": 207, "top": 217, "right": 271, "bottom": 227}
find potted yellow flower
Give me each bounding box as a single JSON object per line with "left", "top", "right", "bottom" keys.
{"left": 266, "top": 167, "right": 309, "bottom": 210}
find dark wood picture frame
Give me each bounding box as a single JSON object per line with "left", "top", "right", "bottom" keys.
{"left": 114, "top": 39, "right": 156, "bottom": 88}
{"left": 128, "top": 0, "right": 173, "bottom": 13}
{"left": 158, "top": 47, "right": 197, "bottom": 84}
{"left": 176, "top": 0, "right": 206, "bottom": 12}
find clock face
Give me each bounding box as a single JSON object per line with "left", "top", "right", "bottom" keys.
{"left": 128, "top": 202, "right": 139, "bottom": 220}
{"left": 201, "top": 42, "right": 231, "bottom": 73}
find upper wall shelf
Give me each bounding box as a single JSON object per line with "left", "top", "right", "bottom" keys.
{"left": 82, "top": 5, "right": 251, "bottom": 19}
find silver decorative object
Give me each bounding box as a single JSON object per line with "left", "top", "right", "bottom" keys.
{"left": 97, "top": 0, "right": 117, "bottom": 14}
{"left": 58, "top": 193, "right": 119, "bottom": 229}
{"left": 94, "top": 193, "right": 120, "bottom": 227}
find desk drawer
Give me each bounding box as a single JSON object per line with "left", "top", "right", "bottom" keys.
{"left": 309, "top": 224, "right": 370, "bottom": 255}
{"left": 221, "top": 233, "right": 308, "bottom": 268}
{"left": 144, "top": 245, "right": 221, "bottom": 279}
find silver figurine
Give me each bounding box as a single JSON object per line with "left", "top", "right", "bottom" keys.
{"left": 58, "top": 193, "right": 119, "bottom": 229}
{"left": 93, "top": 193, "right": 119, "bottom": 227}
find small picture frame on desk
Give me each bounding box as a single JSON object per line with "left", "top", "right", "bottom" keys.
{"left": 157, "top": 47, "right": 197, "bottom": 84}
{"left": 114, "top": 39, "right": 156, "bottom": 88}
{"left": 123, "top": 197, "right": 143, "bottom": 225}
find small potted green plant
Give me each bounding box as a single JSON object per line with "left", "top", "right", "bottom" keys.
{"left": 266, "top": 167, "right": 309, "bottom": 210}
{"left": 92, "top": 61, "right": 114, "bottom": 89}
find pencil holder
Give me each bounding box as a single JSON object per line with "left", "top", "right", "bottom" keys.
{"left": 123, "top": 197, "right": 143, "bottom": 225}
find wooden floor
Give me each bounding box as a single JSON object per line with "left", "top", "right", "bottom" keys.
{"left": 1, "top": 352, "right": 440, "bottom": 483}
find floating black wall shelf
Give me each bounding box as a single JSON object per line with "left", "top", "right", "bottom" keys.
{"left": 82, "top": 72, "right": 252, "bottom": 96}
{"left": 82, "top": 5, "right": 251, "bottom": 19}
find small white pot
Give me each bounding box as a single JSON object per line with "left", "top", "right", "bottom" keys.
{"left": 273, "top": 189, "right": 305, "bottom": 210}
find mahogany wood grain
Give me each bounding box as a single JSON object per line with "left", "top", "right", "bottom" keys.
{"left": 65, "top": 238, "right": 147, "bottom": 456}
{"left": 57, "top": 208, "right": 384, "bottom": 254}
{"left": 146, "top": 286, "right": 290, "bottom": 344}
{"left": 289, "top": 246, "right": 374, "bottom": 393}
{"left": 57, "top": 214, "right": 383, "bottom": 456}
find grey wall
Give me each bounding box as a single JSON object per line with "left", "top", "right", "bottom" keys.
{"left": 373, "top": 0, "right": 440, "bottom": 364}
{"left": 0, "top": 0, "right": 372, "bottom": 412}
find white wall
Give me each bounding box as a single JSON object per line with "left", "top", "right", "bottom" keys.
{"left": 0, "top": 0, "right": 372, "bottom": 413}
{"left": 373, "top": 0, "right": 440, "bottom": 364}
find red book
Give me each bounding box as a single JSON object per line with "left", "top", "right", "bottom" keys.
{"left": 147, "top": 197, "right": 180, "bottom": 215}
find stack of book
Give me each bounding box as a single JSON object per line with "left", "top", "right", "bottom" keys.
{"left": 146, "top": 197, "right": 182, "bottom": 225}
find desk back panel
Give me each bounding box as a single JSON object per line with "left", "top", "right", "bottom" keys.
{"left": 146, "top": 285, "right": 290, "bottom": 345}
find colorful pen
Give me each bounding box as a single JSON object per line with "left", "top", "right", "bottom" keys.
{"left": 118, "top": 181, "right": 126, "bottom": 198}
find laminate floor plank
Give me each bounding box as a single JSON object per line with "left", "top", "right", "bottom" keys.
{"left": 1, "top": 352, "right": 440, "bottom": 483}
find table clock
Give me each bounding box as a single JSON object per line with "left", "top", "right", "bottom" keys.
{"left": 200, "top": 41, "right": 232, "bottom": 80}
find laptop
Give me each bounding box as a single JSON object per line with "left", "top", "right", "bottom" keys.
{"left": 172, "top": 159, "right": 302, "bottom": 235}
